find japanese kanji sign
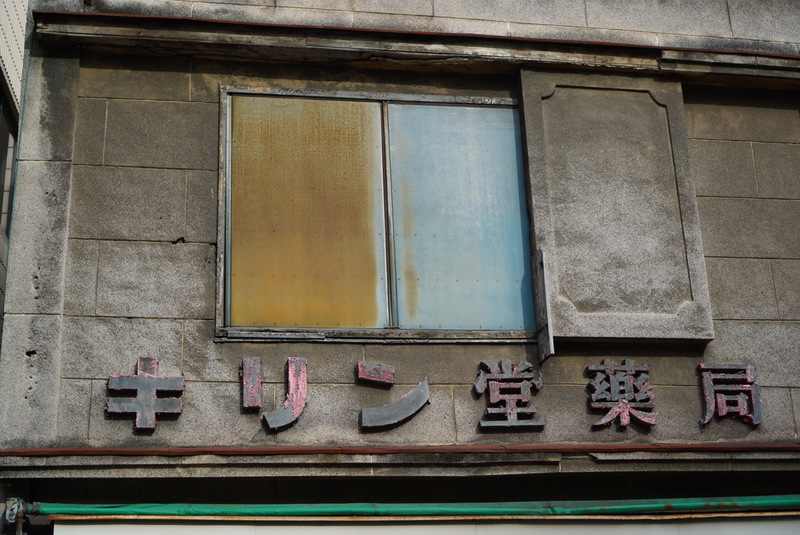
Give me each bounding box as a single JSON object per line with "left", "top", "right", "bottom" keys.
{"left": 587, "top": 359, "right": 656, "bottom": 427}
{"left": 106, "top": 356, "right": 184, "bottom": 430}
{"left": 474, "top": 359, "right": 545, "bottom": 428}
{"left": 357, "top": 361, "right": 430, "bottom": 429}
{"left": 263, "top": 357, "right": 308, "bottom": 430}
{"left": 699, "top": 363, "right": 762, "bottom": 426}
{"left": 105, "top": 355, "right": 770, "bottom": 435}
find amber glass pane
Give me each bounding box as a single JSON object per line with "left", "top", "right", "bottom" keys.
{"left": 229, "top": 96, "right": 388, "bottom": 328}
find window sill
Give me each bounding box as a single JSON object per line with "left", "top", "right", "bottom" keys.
{"left": 215, "top": 327, "right": 536, "bottom": 344}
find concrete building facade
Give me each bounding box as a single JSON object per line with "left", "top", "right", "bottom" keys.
{"left": 0, "top": 1, "right": 799, "bottom": 533}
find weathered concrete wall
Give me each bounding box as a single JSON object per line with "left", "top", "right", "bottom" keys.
{"left": 1, "top": 45, "right": 797, "bottom": 464}
{"left": 686, "top": 85, "right": 800, "bottom": 437}
{"left": 38, "top": 0, "right": 800, "bottom": 57}
{"left": 0, "top": 42, "right": 79, "bottom": 448}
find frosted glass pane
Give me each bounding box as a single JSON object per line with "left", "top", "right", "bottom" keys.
{"left": 388, "top": 104, "right": 534, "bottom": 330}
{"left": 229, "top": 96, "right": 388, "bottom": 328}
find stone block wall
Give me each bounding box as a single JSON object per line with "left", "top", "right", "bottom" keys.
{"left": 0, "top": 41, "right": 798, "bottom": 470}
{"left": 686, "top": 85, "right": 800, "bottom": 439}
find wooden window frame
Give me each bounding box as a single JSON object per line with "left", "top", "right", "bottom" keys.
{"left": 215, "top": 86, "right": 538, "bottom": 343}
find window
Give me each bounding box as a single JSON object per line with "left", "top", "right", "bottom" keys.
{"left": 0, "top": 95, "right": 17, "bottom": 327}
{"left": 221, "top": 89, "right": 534, "bottom": 339}
{"left": 0, "top": 97, "right": 15, "bottom": 235}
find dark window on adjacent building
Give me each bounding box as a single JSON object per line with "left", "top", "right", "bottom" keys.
{"left": 0, "top": 98, "right": 15, "bottom": 236}
{"left": 0, "top": 95, "right": 17, "bottom": 329}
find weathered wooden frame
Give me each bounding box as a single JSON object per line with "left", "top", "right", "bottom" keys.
{"left": 215, "top": 85, "right": 537, "bottom": 343}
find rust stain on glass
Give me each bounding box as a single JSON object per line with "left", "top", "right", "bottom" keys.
{"left": 397, "top": 178, "right": 419, "bottom": 321}
{"left": 229, "top": 95, "right": 387, "bottom": 328}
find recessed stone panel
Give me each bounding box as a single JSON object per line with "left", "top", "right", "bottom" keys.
{"left": 544, "top": 87, "right": 690, "bottom": 315}
{"left": 521, "top": 70, "right": 713, "bottom": 342}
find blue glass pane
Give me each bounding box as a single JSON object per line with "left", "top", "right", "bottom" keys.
{"left": 388, "top": 104, "right": 535, "bottom": 330}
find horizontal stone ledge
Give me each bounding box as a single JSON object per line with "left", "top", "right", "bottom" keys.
{"left": 33, "top": 11, "right": 800, "bottom": 81}
{"left": 591, "top": 451, "right": 800, "bottom": 461}
{"left": 0, "top": 451, "right": 561, "bottom": 467}
{"left": 2, "top": 442, "right": 799, "bottom": 457}
{"left": 33, "top": 13, "right": 657, "bottom": 72}
{"left": 0, "top": 464, "right": 563, "bottom": 480}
